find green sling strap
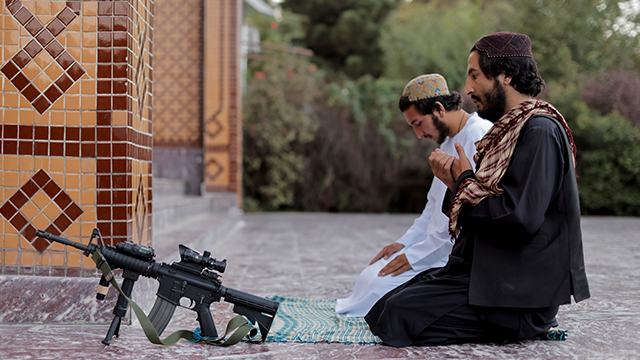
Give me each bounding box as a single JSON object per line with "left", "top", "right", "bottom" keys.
{"left": 91, "top": 249, "right": 258, "bottom": 346}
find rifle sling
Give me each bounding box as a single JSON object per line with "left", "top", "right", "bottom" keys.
{"left": 91, "top": 249, "right": 256, "bottom": 346}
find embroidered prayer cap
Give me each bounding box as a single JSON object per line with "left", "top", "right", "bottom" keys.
{"left": 473, "top": 32, "right": 533, "bottom": 58}
{"left": 402, "top": 74, "right": 450, "bottom": 102}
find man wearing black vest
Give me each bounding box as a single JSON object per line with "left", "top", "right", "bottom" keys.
{"left": 365, "top": 32, "right": 590, "bottom": 347}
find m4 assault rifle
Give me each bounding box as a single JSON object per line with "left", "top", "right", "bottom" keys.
{"left": 36, "top": 228, "right": 279, "bottom": 345}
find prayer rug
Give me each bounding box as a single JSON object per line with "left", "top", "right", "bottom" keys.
{"left": 264, "top": 296, "right": 382, "bottom": 344}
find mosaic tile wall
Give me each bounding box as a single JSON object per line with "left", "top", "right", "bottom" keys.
{"left": 152, "top": 0, "right": 242, "bottom": 199}
{"left": 0, "top": 0, "right": 154, "bottom": 277}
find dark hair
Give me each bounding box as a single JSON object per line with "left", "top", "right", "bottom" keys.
{"left": 398, "top": 92, "right": 462, "bottom": 115}
{"left": 471, "top": 47, "right": 545, "bottom": 97}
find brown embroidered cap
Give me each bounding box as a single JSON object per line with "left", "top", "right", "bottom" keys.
{"left": 473, "top": 32, "right": 533, "bottom": 58}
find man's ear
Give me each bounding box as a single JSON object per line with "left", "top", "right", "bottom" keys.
{"left": 433, "top": 101, "right": 445, "bottom": 116}
{"left": 502, "top": 74, "right": 513, "bottom": 86}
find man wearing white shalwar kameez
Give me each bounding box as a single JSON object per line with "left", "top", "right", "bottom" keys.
{"left": 336, "top": 74, "right": 492, "bottom": 317}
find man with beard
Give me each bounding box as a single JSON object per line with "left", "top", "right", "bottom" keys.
{"left": 365, "top": 32, "right": 590, "bottom": 346}
{"left": 336, "top": 74, "right": 492, "bottom": 317}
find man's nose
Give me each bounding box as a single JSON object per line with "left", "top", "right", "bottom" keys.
{"left": 413, "top": 126, "right": 422, "bottom": 139}
{"left": 464, "top": 78, "right": 473, "bottom": 96}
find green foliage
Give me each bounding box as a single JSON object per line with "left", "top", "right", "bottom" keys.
{"left": 379, "top": 0, "right": 511, "bottom": 90}
{"left": 549, "top": 84, "right": 640, "bottom": 216}
{"left": 282, "top": 0, "right": 403, "bottom": 78}
{"left": 243, "top": 52, "right": 319, "bottom": 210}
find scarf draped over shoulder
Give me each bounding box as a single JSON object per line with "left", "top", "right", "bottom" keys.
{"left": 447, "top": 99, "right": 576, "bottom": 237}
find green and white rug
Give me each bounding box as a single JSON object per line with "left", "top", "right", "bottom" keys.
{"left": 264, "top": 296, "right": 382, "bottom": 344}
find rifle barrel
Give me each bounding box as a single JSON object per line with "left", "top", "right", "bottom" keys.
{"left": 36, "top": 230, "right": 91, "bottom": 252}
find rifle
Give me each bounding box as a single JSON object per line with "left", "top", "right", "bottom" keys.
{"left": 36, "top": 228, "right": 279, "bottom": 345}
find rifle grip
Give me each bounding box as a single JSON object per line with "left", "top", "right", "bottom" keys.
{"left": 196, "top": 305, "right": 218, "bottom": 338}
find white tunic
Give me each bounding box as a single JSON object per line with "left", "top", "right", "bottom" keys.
{"left": 335, "top": 113, "right": 493, "bottom": 317}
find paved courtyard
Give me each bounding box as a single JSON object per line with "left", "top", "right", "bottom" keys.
{"left": 1, "top": 213, "right": 639, "bottom": 359}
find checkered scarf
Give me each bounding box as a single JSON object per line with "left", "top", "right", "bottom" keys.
{"left": 447, "top": 99, "right": 576, "bottom": 237}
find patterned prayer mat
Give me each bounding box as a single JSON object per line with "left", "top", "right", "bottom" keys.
{"left": 264, "top": 296, "right": 382, "bottom": 344}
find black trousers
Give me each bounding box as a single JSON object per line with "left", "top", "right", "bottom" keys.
{"left": 365, "top": 270, "right": 558, "bottom": 347}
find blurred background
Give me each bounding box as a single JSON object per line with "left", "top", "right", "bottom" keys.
{"left": 241, "top": 0, "right": 640, "bottom": 216}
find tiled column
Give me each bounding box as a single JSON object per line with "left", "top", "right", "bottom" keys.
{"left": 0, "top": 0, "right": 153, "bottom": 323}
{"left": 203, "top": 0, "right": 242, "bottom": 205}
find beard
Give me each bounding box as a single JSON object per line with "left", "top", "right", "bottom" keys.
{"left": 473, "top": 77, "right": 507, "bottom": 122}
{"left": 431, "top": 113, "right": 450, "bottom": 144}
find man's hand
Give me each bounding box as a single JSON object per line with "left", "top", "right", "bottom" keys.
{"left": 429, "top": 149, "right": 456, "bottom": 189}
{"left": 378, "top": 253, "right": 412, "bottom": 277}
{"left": 450, "top": 142, "right": 473, "bottom": 180}
{"left": 370, "top": 243, "right": 405, "bottom": 265}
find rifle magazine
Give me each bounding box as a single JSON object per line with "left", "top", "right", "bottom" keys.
{"left": 149, "top": 297, "right": 176, "bottom": 336}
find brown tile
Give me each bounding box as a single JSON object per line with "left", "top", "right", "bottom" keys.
{"left": 114, "top": 1, "right": 128, "bottom": 16}
{"left": 97, "top": 127, "right": 111, "bottom": 141}
{"left": 96, "top": 111, "right": 111, "bottom": 125}
{"left": 113, "top": 16, "right": 128, "bottom": 32}
{"left": 46, "top": 18, "right": 66, "bottom": 37}
{"left": 113, "top": 48, "right": 127, "bottom": 63}
{"left": 7, "top": 1, "right": 22, "bottom": 14}
{"left": 112, "top": 174, "right": 127, "bottom": 188}
{"left": 50, "top": 142, "right": 64, "bottom": 156}
{"left": 2, "top": 61, "right": 20, "bottom": 79}
{"left": 22, "top": 84, "right": 40, "bottom": 102}
{"left": 22, "top": 180, "right": 39, "bottom": 198}
{"left": 97, "top": 17, "right": 112, "bottom": 31}
{"left": 67, "top": 1, "right": 81, "bottom": 13}
{"left": 97, "top": 143, "right": 110, "bottom": 157}
{"left": 36, "top": 29, "right": 55, "bottom": 47}
{"left": 97, "top": 96, "right": 111, "bottom": 110}
{"left": 97, "top": 2, "right": 112, "bottom": 16}
{"left": 32, "top": 169, "right": 51, "bottom": 187}
{"left": 55, "top": 73, "right": 73, "bottom": 92}
{"left": 113, "top": 206, "right": 127, "bottom": 220}
{"left": 50, "top": 267, "right": 64, "bottom": 276}
{"left": 113, "top": 64, "right": 127, "bottom": 78}
{"left": 4, "top": 266, "right": 19, "bottom": 275}
{"left": 14, "top": 6, "right": 34, "bottom": 25}
{"left": 97, "top": 190, "right": 111, "bottom": 204}
{"left": 34, "top": 141, "right": 49, "bottom": 156}
{"left": 10, "top": 212, "right": 28, "bottom": 231}
{"left": 10, "top": 189, "right": 29, "bottom": 209}
{"left": 18, "top": 266, "right": 34, "bottom": 275}
{"left": 97, "top": 175, "right": 111, "bottom": 188}
{"left": 24, "top": 17, "right": 44, "bottom": 36}
{"left": 113, "top": 32, "right": 127, "bottom": 47}
{"left": 53, "top": 213, "right": 72, "bottom": 233}
{"left": 45, "top": 41, "right": 64, "bottom": 59}
{"left": 97, "top": 33, "right": 112, "bottom": 47}
{"left": 32, "top": 96, "right": 52, "bottom": 114}
{"left": 65, "top": 142, "right": 79, "bottom": 157}
{"left": 43, "top": 179, "right": 62, "bottom": 198}
{"left": 4, "top": 124, "right": 18, "bottom": 138}
{"left": 113, "top": 95, "right": 126, "bottom": 110}
{"left": 34, "top": 126, "right": 48, "bottom": 140}
{"left": 81, "top": 143, "right": 96, "bottom": 157}
{"left": 56, "top": 52, "right": 74, "bottom": 69}
{"left": 97, "top": 159, "right": 111, "bottom": 173}
{"left": 13, "top": 50, "right": 32, "bottom": 68}
{"left": 35, "top": 266, "right": 51, "bottom": 276}
{"left": 53, "top": 191, "right": 72, "bottom": 210}
{"left": 97, "top": 48, "right": 111, "bottom": 63}
{"left": 97, "top": 64, "right": 111, "bottom": 77}
{"left": 112, "top": 143, "right": 126, "bottom": 157}
{"left": 18, "top": 126, "right": 33, "bottom": 141}
{"left": 81, "top": 127, "right": 95, "bottom": 141}
{"left": 44, "top": 85, "right": 63, "bottom": 103}
{"left": 11, "top": 72, "right": 29, "bottom": 90}
{"left": 97, "top": 221, "right": 111, "bottom": 236}
{"left": 21, "top": 224, "right": 37, "bottom": 242}
{"left": 113, "top": 127, "right": 126, "bottom": 141}
{"left": 24, "top": 39, "right": 43, "bottom": 58}
{"left": 112, "top": 221, "right": 127, "bottom": 235}
{"left": 0, "top": 202, "right": 18, "bottom": 220}
{"left": 66, "top": 203, "right": 83, "bottom": 220}
{"left": 44, "top": 223, "right": 61, "bottom": 236}
{"left": 4, "top": 140, "right": 18, "bottom": 154}
{"left": 57, "top": 7, "right": 76, "bottom": 26}
{"left": 50, "top": 126, "right": 64, "bottom": 140}
{"left": 67, "top": 62, "right": 85, "bottom": 81}
{"left": 112, "top": 159, "right": 128, "bottom": 173}
{"left": 112, "top": 190, "right": 127, "bottom": 204}
{"left": 65, "top": 127, "right": 79, "bottom": 141}
{"left": 18, "top": 141, "right": 33, "bottom": 155}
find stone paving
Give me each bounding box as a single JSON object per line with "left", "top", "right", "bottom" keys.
{"left": 0, "top": 213, "right": 639, "bottom": 359}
